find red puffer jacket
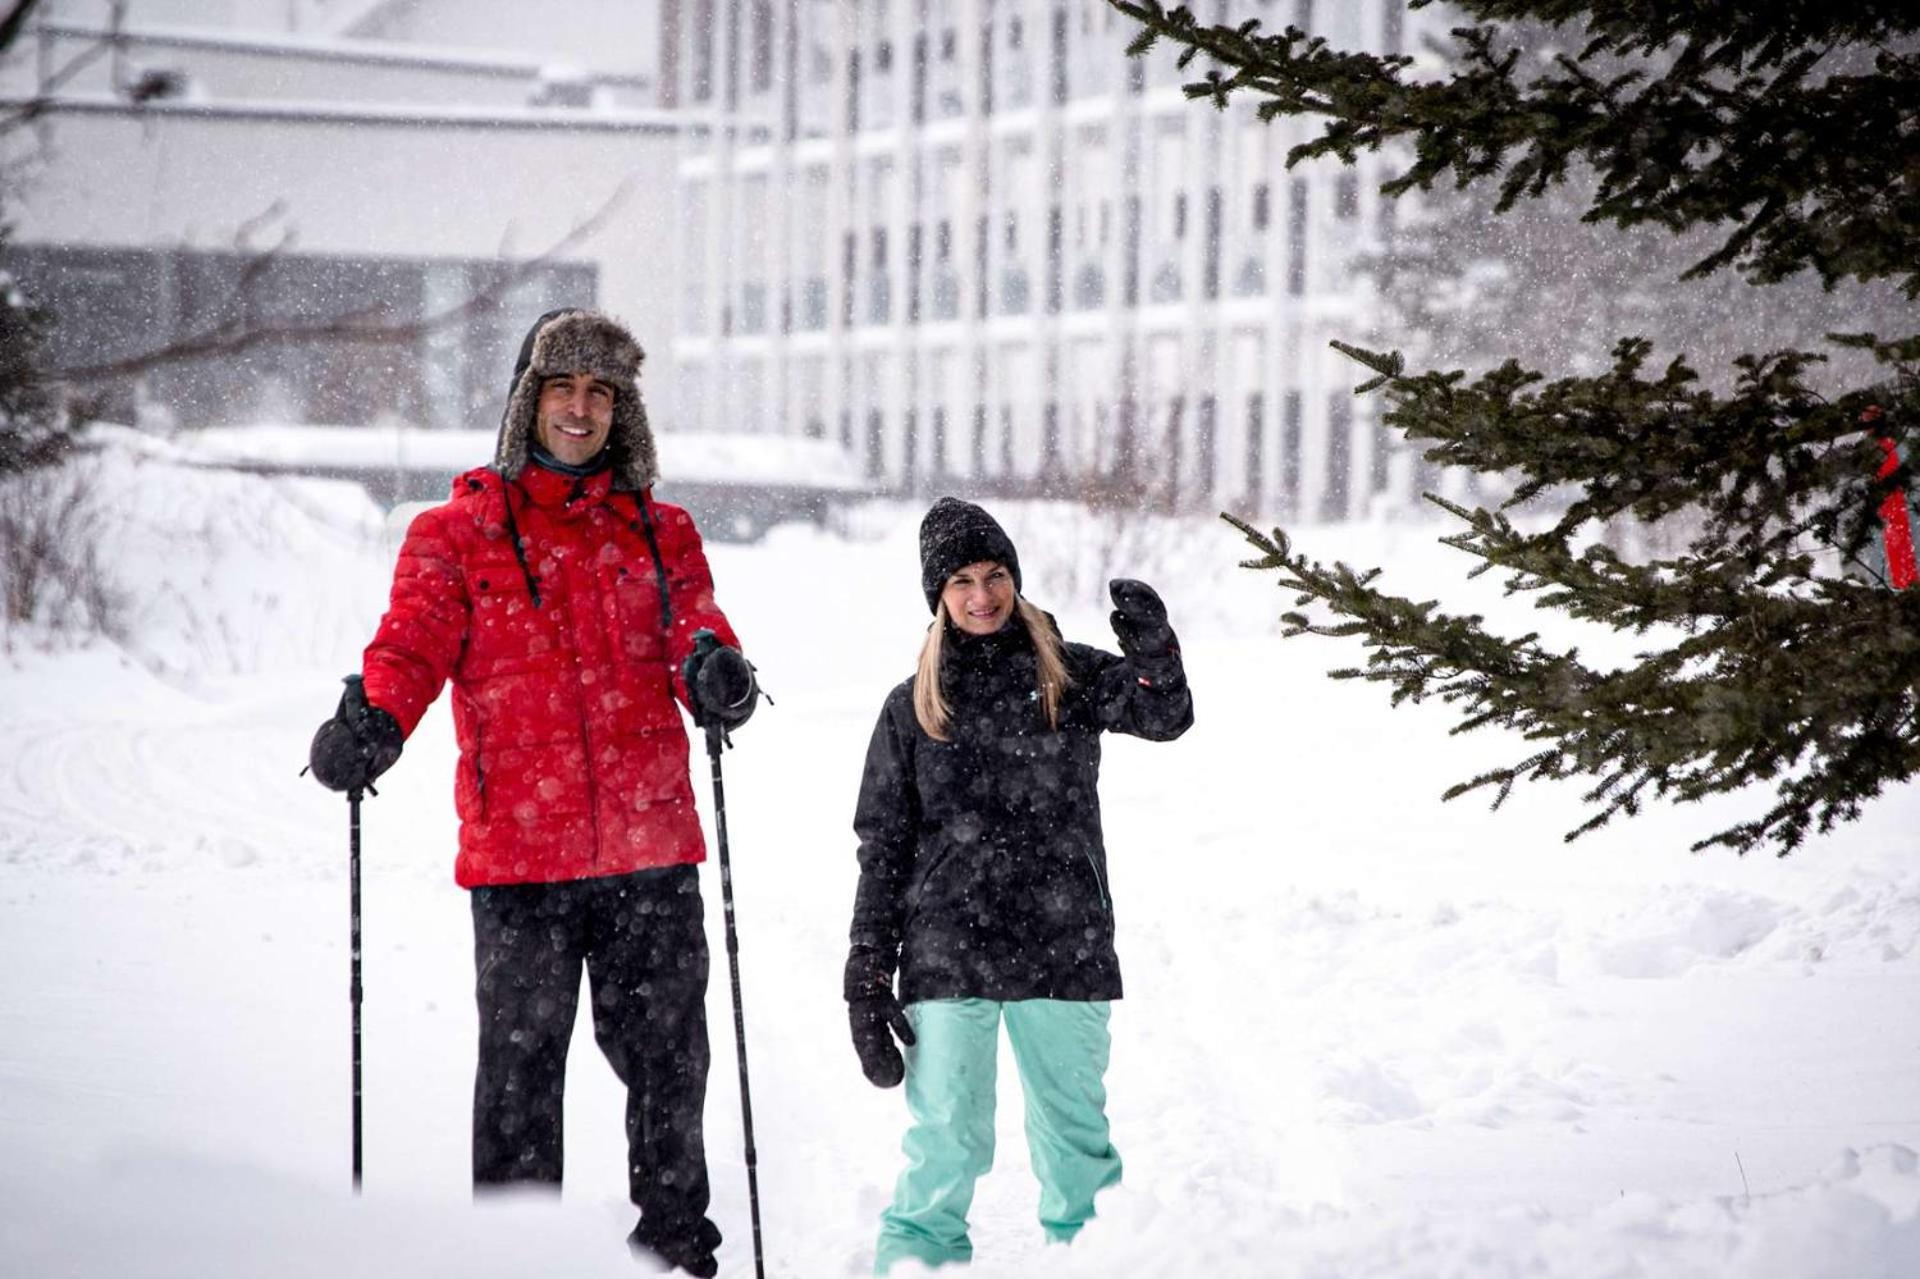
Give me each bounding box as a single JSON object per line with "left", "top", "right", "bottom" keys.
{"left": 362, "top": 461, "right": 740, "bottom": 887}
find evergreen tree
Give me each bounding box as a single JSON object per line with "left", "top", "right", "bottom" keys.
{"left": 0, "top": 0, "right": 70, "bottom": 475}
{"left": 0, "top": 225, "right": 63, "bottom": 475}
{"left": 1108, "top": 0, "right": 1920, "bottom": 854}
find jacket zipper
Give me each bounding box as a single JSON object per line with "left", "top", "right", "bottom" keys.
{"left": 574, "top": 527, "right": 603, "bottom": 866}
{"left": 471, "top": 719, "right": 486, "bottom": 814}
{"left": 1083, "top": 850, "right": 1110, "bottom": 912}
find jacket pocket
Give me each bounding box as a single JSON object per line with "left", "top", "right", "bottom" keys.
{"left": 457, "top": 723, "right": 488, "bottom": 822}
{"left": 1080, "top": 848, "right": 1111, "bottom": 913}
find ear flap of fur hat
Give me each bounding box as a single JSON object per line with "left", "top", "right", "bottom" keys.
{"left": 494, "top": 309, "right": 658, "bottom": 491}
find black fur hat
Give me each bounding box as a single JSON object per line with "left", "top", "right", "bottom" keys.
{"left": 494, "top": 308, "right": 657, "bottom": 490}
{"left": 919, "top": 496, "right": 1021, "bottom": 612}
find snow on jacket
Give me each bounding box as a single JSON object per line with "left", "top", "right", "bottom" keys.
{"left": 849, "top": 619, "right": 1193, "bottom": 1004}
{"left": 362, "top": 460, "right": 739, "bottom": 887}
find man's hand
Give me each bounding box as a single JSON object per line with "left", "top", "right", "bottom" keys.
{"left": 844, "top": 945, "right": 915, "bottom": 1088}
{"left": 683, "top": 634, "right": 758, "bottom": 730}
{"left": 308, "top": 675, "right": 404, "bottom": 793}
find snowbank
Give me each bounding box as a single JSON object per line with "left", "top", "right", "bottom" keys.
{"left": 1, "top": 443, "right": 1915, "bottom": 1277}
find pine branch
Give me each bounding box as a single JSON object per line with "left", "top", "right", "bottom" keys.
{"left": 1223, "top": 512, "right": 1920, "bottom": 855}
{"left": 1103, "top": 1, "right": 1920, "bottom": 292}
{"left": 1328, "top": 335, "right": 1915, "bottom": 572}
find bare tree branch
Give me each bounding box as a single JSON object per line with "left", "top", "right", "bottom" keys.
{"left": 0, "top": 0, "right": 45, "bottom": 56}
{"left": 46, "top": 176, "right": 639, "bottom": 386}
{"left": 0, "top": 1, "right": 122, "bottom": 135}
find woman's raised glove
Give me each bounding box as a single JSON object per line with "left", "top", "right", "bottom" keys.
{"left": 1108, "top": 578, "right": 1183, "bottom": 685}
{"left": 844, "top": 945, "right": 915, "bottom": 1088}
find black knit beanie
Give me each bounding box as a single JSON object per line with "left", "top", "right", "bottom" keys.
{"left": 919, "top": 497, "right": 1021, "bottom": 612}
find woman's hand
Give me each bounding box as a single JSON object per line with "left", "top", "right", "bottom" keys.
{"left": 1109, "top": 579, "right": 1183, "bottom": 686}
{"left": 844, "top": 945, "right": 916, "bottom": 1088}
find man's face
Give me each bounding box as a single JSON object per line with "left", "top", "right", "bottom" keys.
{"left": 534, "top": 373, "right": 615, "bottom": 468}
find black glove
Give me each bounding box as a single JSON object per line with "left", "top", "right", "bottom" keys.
{"left": 683, "top": 632, "right": 758, "bottom": 731}
{"left": 844, "top": 945, "right": 915, "bottom": 1088}
{"left": 1109, "top": 578, "right": 1183, "bottom": 684}
{"left": 307, "top": 675, "right": 404, "bottom": 793}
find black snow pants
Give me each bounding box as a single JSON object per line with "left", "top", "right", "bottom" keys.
{"left": 469, "top": 863, "right": 714, "bottom": 1245}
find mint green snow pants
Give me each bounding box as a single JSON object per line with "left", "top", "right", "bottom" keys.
{"left": 874, "top": 998, "right": 1121, "bottom": 1274}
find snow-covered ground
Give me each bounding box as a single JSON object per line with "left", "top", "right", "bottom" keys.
{"left": 2, "top": 446, "right": 1916, "bottom": 1278}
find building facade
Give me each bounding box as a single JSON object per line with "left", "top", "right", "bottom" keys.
{"left": 663, "top": 0, "right": 1428, "bottom": 521}
{"left": 2, "top": 1, "right": 677, "bottom": 433}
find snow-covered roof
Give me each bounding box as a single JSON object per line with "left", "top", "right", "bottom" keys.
{"left": 169, "top": 424, "right": 872, "bottom": 491}
{"left": 5, "top": 93, "right": 693, "bottom": 133}
{"left": 32, "top": 20, "right": 649, "bottom": 86}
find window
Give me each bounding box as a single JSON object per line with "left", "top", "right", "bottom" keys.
{"left": 1150, "top": 261, "right": 1182, "bottom": 304}
{"left": 1000, "top": 214, "right": 1029, "bottom": 315}
{"left": 1321, "top": 391, "right": 1352, "bottom": 520}
{"left": 911, "top": 32, "right": 928, "bottom": 124}
{"left": 691, "top": 0, "right": 715, "bottom": 102}
{"left": 1003, "top": 15, "right": 1032, "bottom": 108}
{"left": 1041, "top": 401, "right": 1063, "bottom": 477}
{"left": 1244, "top": 391, "right": 1266, "bottom": 510}
{"left": 1287, "top": 177, "right": 1309, "bottom": 295}
{"left": 979, "top": 21, "right": 994, "bottom": 114}
{"left": 842, "top": 230, "right": 858, "bottom": 326}
{"left": 1203, "top": 187, "right": 1223, "bottom": 300}
{"left": 797, "top": 168, "right": 829, "bottom": 330}
{"left": 866, "top": 409, "right": 885, "bottom": 479}
{"left": 739, "top": 175, "right": 769, "bottom": 333}
{"left": 1336, "top": 172, "right": 1360, "bottom": 220}
{"left": 847, "top": 49, "right": 862, "bottom": 131}
{"left": 749, "top": 0, "right": 774, "bottom": 93}
{"left": 1075, "top": 262, "right": 1106, "bottom": 308}
{"left": 1281, "top": 391, "right": 1302, "bottom": 513}
{"left": 931, "top": 220, "right": 960, "bottom": 320}
{"left": 740, "top": 283, "right": 767, "bottom": 334}
{"left": 1051, "top": 6, "right": 1069, "bottom": 106}
{"left": 902, "top": 408, "right": 918, "bottom": 486}
{"left": 680, "top": 181, "right": 708, "bottom": 333}
{"left": 907, "top": 223, "right": 923, "bottom": 323}
{"left": 1196, "top": 395, "right": 1217, "bottom": 497}
{"left": 1047, "top": 205, "right": 1064, "bottom": 313}
{"left": 869, "top": 227, "right": 891, "bottom": 324}
{"left": 1163, "top": 396, "right": 1186, "bottom": 507}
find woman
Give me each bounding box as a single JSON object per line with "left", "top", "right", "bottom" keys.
{"left": 845, "top": 496, "right": 1194, "bottom": 1273}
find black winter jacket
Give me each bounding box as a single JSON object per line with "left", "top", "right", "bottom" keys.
{"left": 849, "top": 618, "right": 1193, "bottom": 1004}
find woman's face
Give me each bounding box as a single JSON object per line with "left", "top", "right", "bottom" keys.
{"left": 942, "top": 560, "right": 1017, "bottom": 636}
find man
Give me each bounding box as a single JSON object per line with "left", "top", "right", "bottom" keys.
{"left": 308, "top": 308, "right": 755, "bottom": 1277}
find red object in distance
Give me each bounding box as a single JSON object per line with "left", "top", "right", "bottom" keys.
{"left": 1877, "top": 435, "right": 1917, "bottom": 590}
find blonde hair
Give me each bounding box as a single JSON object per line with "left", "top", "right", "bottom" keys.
{"left": 914, "top": 596, "right": 1072, "bottom": 741}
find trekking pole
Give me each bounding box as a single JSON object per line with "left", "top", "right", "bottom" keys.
{"left": 304, "top": 673, "right": 375, "bottom": 1192}
{"left": 349, "top": 780, "right": 365, "bottom": 1193}
{"left": 702, "top": 713, "right": 767, "bottom": 1279}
